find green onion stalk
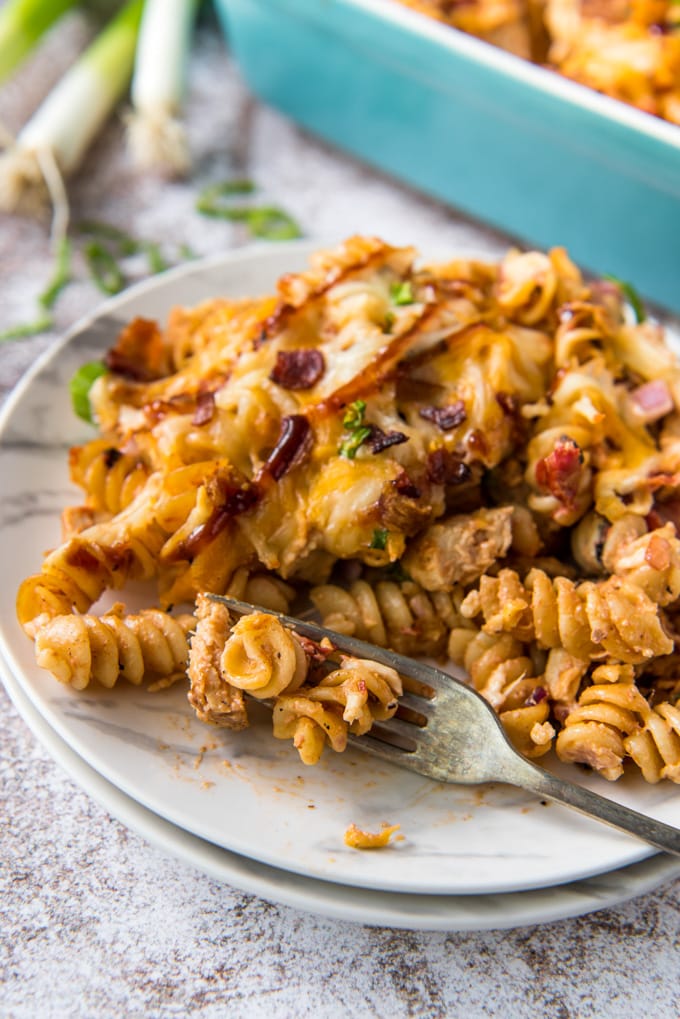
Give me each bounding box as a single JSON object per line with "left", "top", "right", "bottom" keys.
{"left": 0, "top": 0, "right": 144, "bottom": 239}
{"left": 127, "top": 0, "right": 199, "bottom": 177}
{"left": 0, "top": 0, "right": 80, "bottom": 86}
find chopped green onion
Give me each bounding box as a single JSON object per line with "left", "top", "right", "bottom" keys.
{"left": 196, "top": 179, "right": 256, "bottom": 214}
{"left": 0, "top": 0, "right": 144, "bottom": 229}
{"left": 196, "top": 181, "right": 301, "bottom": 241}
{"left": 246, "top": 207, "right": 301, "bottom": 241}
{"left": 70, "top": 361, "right": 107, "bottom": 423}
{"left": 38, "top": 236, "right": 72, "bottom": 310}
{"left": 77, "top": 220, "right": 141, "bottom": 256}
{"left": 127, "top": 0, "right": 199, "bottom": 177}
{"left": 0, "top": 311, "right": 52, "bottom": 342}
{"left": 0, "top": 0, "right": 79, "bottom": 86}
{"left": 178, "top": 242, "right": 197, "bottom": 260}
{"left": 339, "top": 427, "right": 372, "bottom": 459}
{"left": 84, "top": 241, "right": 125, "bottom": 295}
{"left": 340, "top": 400, "right": 371, "bottom": 458}
{"left": 604, "top": 274, "right": 646, "bottom": 323}
{"left": 370, "top": 528, "right": 389, "bottom": 550}
{"left": 343, "top": 400, "right": 367, "bottom": 430}
{"left": 384, "top": 311, "right": 395, "bottom": 334}
{"left": 144, "top": 241, "right": 168, "bottom": 274}
{"left": 390, "top": 281, "right": 415, "bottom": 306}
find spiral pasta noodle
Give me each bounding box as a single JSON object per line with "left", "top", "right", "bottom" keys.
{"left": 187, "top": 596, "right": 402, "bottom": 764}
{"left": 34, "top": 604, "right": 194, "bottom": 691}
{"left": 310, "top": 577, "right": 469, "bottom": 657}
{"left": 460, "top": 567, "right": 673, "bottom": 664}
{"left": 556, "top": 666, "right": 680, "bottom": 783}
{"left": 448, "top": 628, "right": 554, "bottom": 758}
{"left": 69, "top": 438, "right": 150, "bottom": 516}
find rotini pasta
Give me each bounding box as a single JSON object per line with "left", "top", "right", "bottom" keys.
{"left": 188, "top": 594, "right": 402, "bottom": 764}
{"left": 15, "top": 236, "right": 680, "bottom": 787}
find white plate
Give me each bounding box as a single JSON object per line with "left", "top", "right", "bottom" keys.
{"left": 1, "top": 242, "right": 679, "bottom": 897}
{"left": 4, "top": 647, "right": 679, "bottom": 931}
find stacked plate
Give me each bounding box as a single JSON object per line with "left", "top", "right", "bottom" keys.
{"left": 2, "top": 244, "right": 678, "bottom": 931}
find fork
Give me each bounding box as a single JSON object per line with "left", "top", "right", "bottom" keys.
{"left": 210, "top": 595, "right": 680, "bottom": 856}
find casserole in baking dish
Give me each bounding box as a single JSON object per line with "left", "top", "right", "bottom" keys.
{"left": 215, "top": 0, "right": 680, "bottom": 311}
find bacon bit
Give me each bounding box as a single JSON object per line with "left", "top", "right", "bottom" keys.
{"left": 192, "top": 391, "right": 216, "bottom": 426}
{"left": 260, "top": 414, "right": 313, "bottom": 481}
{"left": 629, "top": 380, "right": 674, "bottom": 423}
{"left": 366, "top": 427, "right": 408, "bottom": 454}
{"left": 171, "top": 484, "right": 260, "bottom": 561}
{"left": 419, "top": 400, "right": 466, "bottom": 431}
{"left": 105, "top": 317, "right": 168, "bottom": 382}
{"left": 393, "top": 470, "right": 421, "bottom": 499}
{"left": 525, "top": 686, "right": 547, "bottom": 707}
{"left": 426, "top": 449, "right": 472, "bottom": 486}
{"left": 647, "top": 498, "right": 680, "bottom": 535}
{"left": 295, "top": 633, "right": 335, "bottom": 663}
{"left": 535, "top": 436, "right": 584, "bottom": 508}
{"left": 645, "top": 532, "right": 672, "bottom": 571}
{"left": 270, "top": 349, "right": 325, "bottom": 390}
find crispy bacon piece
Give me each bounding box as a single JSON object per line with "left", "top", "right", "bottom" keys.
{"left": 260, "top": 415, "right": 313, "bottom": 481}
{"left": 418, "top": 401, "right": 467, "bottom": 431}
{"left": 192, "top": 391, "right": 216, "bottom": 426}
{"left": 366, "top": 427, "right": 408, "bottom": 454}
{"left": 106, "top": 317, "right": 169, "bottom": 382}
{"left": 270, "top": 349, "right": 325, "bottom": 390}
{"left": 426, "top": 449, "right": 472, "bottom": 486}
{"left": 535, "top": 436, "right": 584, "bottom": 508}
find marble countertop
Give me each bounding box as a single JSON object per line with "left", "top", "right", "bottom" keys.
{"left": 1, "top": 16, "right": 679, "bottom": 1018}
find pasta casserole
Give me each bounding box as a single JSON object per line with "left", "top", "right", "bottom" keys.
{"left": 15, "top": 235, "right": 680, "bottom": 784}
{"left": 393, "top": 1, "right": 680, "bottom": 124}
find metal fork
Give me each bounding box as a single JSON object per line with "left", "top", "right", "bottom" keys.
{"left": 210, "top": 595, "right": 680, "bottom": 856}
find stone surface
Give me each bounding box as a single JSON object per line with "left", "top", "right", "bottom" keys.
{"left": 1, "top": 17, "right": 679, "bottom": 1019}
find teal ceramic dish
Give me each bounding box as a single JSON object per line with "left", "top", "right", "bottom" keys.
{"left": 214, "top": 0, "right": 680, "bottom": 311}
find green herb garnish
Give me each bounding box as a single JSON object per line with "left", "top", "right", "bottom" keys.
{"left": 390, "top": 280, "right": 415, "bottom": 306}
{"left": 84, "top": 241, "right": 126, "bottom": 295}
{"left": 604, "top": 274, "right": 646, "bottom": 323}
{"left": 196, "top": 179, "right": 256, "bottom": 215}
{"left": 144, "top": 241, "right": 168, "bottom": 275}
{"left": 38, "top": 237, "right": 73, "bottom": 310}
{"left": 0, "top": 311, "right": 53, "bottom": 342}
{"left": 77, "top": 221, "right": 141, "bottom": 256}
{"left": 196, "top": 180, "right": 301, "bottom": 241}
{"left": 246, "top": 206, "right": 301, "bottom": 241}
{"left": 384, "top": 311, "right": 395, "bottom": 334}
{"left": 70, "top": 360, "right": 107, "bottom": 423}
{"left": 339, "top": 399, "right": 372, "bottom": 459}
{"left": 370, "top": 528, "right": 389, "bottom": 550}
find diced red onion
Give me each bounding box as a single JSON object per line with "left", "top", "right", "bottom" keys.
{"left": 629, "top": 380, "right": 674, "bottom": 423}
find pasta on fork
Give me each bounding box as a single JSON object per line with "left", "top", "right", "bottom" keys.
{"left": 15, "top": 235, "right": 680, "bottom": 781}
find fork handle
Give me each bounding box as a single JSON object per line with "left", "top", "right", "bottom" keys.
{"left": 501, "top": 755, "right": 680, "bottom": 857}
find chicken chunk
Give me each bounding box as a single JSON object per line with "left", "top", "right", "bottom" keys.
{"left": 402, "top": 506, "right": 514, "bottom": 590}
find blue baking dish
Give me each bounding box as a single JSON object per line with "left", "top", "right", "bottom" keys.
{"left": 214, "top": 0, "right": 680, "bottom": 311}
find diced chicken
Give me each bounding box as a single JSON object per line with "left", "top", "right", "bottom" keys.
{"left": 402, "top": 506, "right": 513, "bottom": 590}
{"left": 187, "top": 593, "right": 248, "bottom": 729}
